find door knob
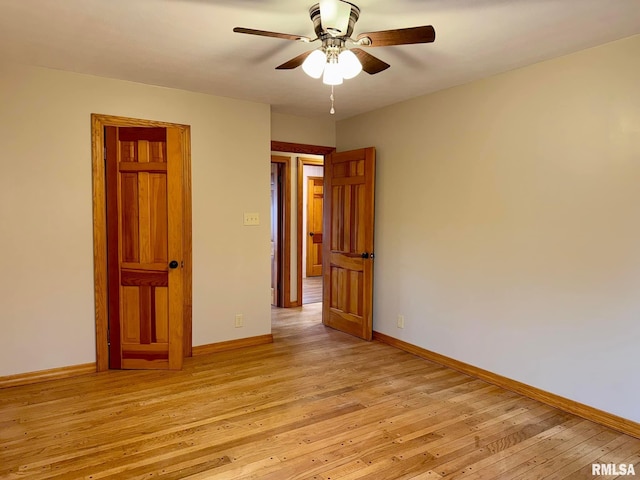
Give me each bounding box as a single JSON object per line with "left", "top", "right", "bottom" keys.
{"left": 169, "top": 260, "right": 179, "bottom": 269}
{"left": 309, "top": 232, "right": 314, "bottom": 237}
{"left": 361, "top": 252, "right": 370, "bottom": 259}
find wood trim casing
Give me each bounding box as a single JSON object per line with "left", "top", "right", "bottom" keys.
{"left": 0, "top": 363, "right": 97, "bottom": 389}
{"left": 297, "top": 157, "right": 324, "bottom": 305}
{"left": 373, "top": 331, "right": 640, "bottom": 439}
{"left": 182, "top": 127, "right": 193, "bottom": 357}
{"left": 91, "top": 114, "right": 193, "bottom": 372}
{"left": 192, "top": 334, "right": 274, "bottom": 356}
{"left": 271, "top": 156, "right": 294, "bottom": 307}
{"left": 271, "top": 141, "right": 335, "bottom": 156}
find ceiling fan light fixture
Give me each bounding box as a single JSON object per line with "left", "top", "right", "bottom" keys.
{"left": 302, "top": 49, "right": 327, "bottom": 79}
{"left": 338, "top": 49, "right": 362, "bottom": 79}
{"left": 323, "top": 60, "right": 343, "bottom": 85}
{"left": 233, "top": 2, "right": 436, "bottom": 114}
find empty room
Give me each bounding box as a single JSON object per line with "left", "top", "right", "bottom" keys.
{"left": 1, "top": 0, "right": 639, "bottom": 478}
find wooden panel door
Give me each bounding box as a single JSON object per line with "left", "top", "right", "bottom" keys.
{"left": 106, "top": 126, "right": 184, "bottom": 370}
{"left": 322, "top": 147, "right": 375, "bottom": 340}
{"left": 306, "top": 177, "right": 324, "bottom": 277}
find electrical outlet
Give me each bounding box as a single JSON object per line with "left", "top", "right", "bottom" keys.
{"left": 235, "top": 314, "right": 244, "bottom": 328}
{"left": 397, "top": 315, "right": 405, "bottom": 329}
{"left": 243, "top": 212, "right": 260, "bottom": 226}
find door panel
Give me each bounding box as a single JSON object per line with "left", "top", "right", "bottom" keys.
{"left": 306, "top": 177, "right": 324, "bottom": 277}
{"left": 322, "top": 147, "right": 375, "bottom": 340}
{"left": 106, "top": 126, "right": 184, "bottom": 370}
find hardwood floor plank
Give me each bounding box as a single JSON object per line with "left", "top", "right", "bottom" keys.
{"left": 542, "top": 433, "right": 632, "bottom": 480}
{"left": 443, "top": 417, "right": 583, "bottom": 479}
{"left": 581, "top": 436, "right": 640, "bottom": 475}
{"left": 510, "top": 429, "right": 621, "bottom": 479}
{"left": 488, "top": 420, "right": 611, "bottom": 480}
{"left": 1, "top": 303, "right": 638, "bottom": 479}
{"left": 302, "top": 276, "right": 322, "bottom": 304}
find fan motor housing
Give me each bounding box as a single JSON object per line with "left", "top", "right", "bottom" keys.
{"left": 309, "top": 2, "right": 361, "bottom": 40}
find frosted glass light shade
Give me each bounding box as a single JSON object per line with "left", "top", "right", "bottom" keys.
{"left": 338, "top": 49, "right": 362, "bottom": 79}
{"left": 323, "top": 61, "right": 343, "bottom": 85}
{"left": 319, "top": 0, "right": 351, "bottom": 36}
{"left": 302, "top": 50, "right": 327, "bottom": 79}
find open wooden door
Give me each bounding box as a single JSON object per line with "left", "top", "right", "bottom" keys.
{"left": 322, "top": 147, "right": 375, "bottom": 340}
{"left": 106, "top": 126, "right": 184, "bottom": 370}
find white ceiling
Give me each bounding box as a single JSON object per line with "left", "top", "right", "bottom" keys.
{"left": 1, "top": 0, "right": 639, "bottom": 120}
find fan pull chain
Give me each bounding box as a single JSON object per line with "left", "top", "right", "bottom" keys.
{"left": 330, "top": 86, "right": 335, "bottom": 115}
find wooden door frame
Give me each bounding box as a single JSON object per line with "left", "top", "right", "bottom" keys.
{"left": 92, "top": 114, "right": 193, "bottom": 371}
{"left": 271, "top": 141, "right": 334, "bottom": 307}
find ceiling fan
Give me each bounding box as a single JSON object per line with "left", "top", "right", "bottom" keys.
{"left": 233, "top": 0, "right": 436, "bottom": 86}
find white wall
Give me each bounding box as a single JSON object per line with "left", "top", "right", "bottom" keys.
{"left": 0, "top": 63, "right": 271, "bottom": 376}
{"left": 336, "top": 35, "right": 640, "bottom": 422}
{"left": 271, "top": 112, "right": 336, "bottom": 147}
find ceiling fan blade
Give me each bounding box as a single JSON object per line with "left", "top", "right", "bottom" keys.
{"left": 233, "top": 27, "right": 311, "bottom": 42}
{"left": 319, "top": 0, "right": 351, "bottom": 36}
{"left": 351, "top": 48, "right": 390, "bottom": 75}
{"left": 276, "top": 51, "right": 313, "bottom": 70}
{"left": 357, "top": 26, "right": 436, "bottom": 47}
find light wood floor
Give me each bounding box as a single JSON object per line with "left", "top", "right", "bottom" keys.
{"left": 1, "top": 304, "right": 638, "bottom": 479}
{"left": 303, "top": 276, "right": 323, "bottom": 304}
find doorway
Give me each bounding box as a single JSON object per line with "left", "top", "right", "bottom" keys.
{"left": 270, "top": 142, "right": 376, "bottom": 341}
{"left": 299, "top": 160, "right": 324, "bottom": 304}
{"left": 271, "top": 141, "right": 334, "bottom": 309}
{"left": 271, "top": 162, "right": 282, "bottom": 306}
{"left": 270, "top": 155, "right": 292, "bottom": 307}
